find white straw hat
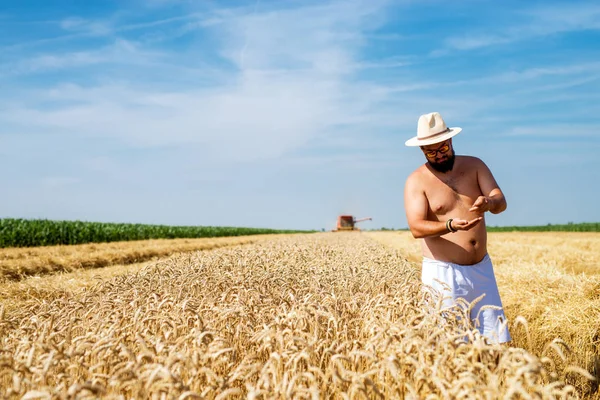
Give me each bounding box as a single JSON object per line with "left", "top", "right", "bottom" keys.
{"left": 405, "top": 112, "right": 462, "bottom": 147}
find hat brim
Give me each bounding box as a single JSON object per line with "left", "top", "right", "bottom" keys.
{"left": 404, "top": 127, "right": 462, "bottom": 147}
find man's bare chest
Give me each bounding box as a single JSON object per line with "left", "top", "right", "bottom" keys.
{"left": 424, "top": 170, "right": 482, "bottom": 215}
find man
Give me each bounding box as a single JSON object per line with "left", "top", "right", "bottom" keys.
{"left": 403, "top": 111, "right": 511, "bottom": 344}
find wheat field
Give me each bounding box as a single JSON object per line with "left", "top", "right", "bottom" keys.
{"left": 368, "top": 231, "right": 600, "bottom": 398}
{"left": 0, "top": 232, "right": 598, "bottom": 399}
{"left": 0, "top": 235, "right": 282, "bottom": 283}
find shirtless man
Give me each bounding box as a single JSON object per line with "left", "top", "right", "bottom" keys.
{"left": 404, "top": 112, "right": 511, "bottom": 344}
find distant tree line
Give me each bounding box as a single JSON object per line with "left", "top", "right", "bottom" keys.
{"left": 487, "top": 222, "right": 600, "bottom": 232}
{"left": 364, "top": 222, "right": 600, "bottom": 232}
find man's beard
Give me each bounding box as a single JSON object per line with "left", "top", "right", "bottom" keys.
{"left": 428, "top": 152, "right": 455, "bottom": 173}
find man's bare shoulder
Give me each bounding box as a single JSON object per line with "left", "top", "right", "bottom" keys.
{"left": 405, "top": 164, "right": 429, "bottom": 189}
{"left": 457, "top": 155, "right": 483, "bottom": 164}
{"left": 457, "top": 155, "right": 487, "bottom": 169}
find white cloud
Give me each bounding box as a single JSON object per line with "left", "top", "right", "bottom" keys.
{"left": 83, "top": 156, "right": 121, "bottom": 174}
{"left": 2, "top": 0, "right": 406, "bottom": 164}
{"left": 215, "top": 1, "right": 385, "bottom": 72}
{"left": 502, "top": 125, "right": 598, "bottom": 138}
{"left": 445, "top": 35, "right": 512, "bottom": 51}
{"left": 491, "top": 62, "right": 600, "bottom": 83}
{"left": 59, "top": 16, "right": 113, "bottom": 36}
{"left": 42, "top": 176, "right": 81, "bottom": 188}
{"left": 521, "top": 3, "right": 600, "bottom": 32}
{"left": 60, "top": 17, "right": 88, "bottom": 30}
{"left": 1, "top": 39, "right": 160, "bottom": 77}
{"left": 442, "top": 3, "right": 600, "bottom": 51}
{"left": 2, "top": 74, "right": 359, "bottom": 161}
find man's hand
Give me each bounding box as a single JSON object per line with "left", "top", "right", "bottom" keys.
{"left": 469, "top": 196, "right": 491, "bottom": 213}
{"left": 450, "top": 217, "right": 483, "bottom": 232}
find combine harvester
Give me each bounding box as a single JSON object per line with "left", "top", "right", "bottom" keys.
{"left": 333, "top": 215, "right": 372, "bottom": 232}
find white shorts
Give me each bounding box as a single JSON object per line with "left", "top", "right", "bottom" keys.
{"left": 421, "top": 254, "right": 511, "bottom": 344}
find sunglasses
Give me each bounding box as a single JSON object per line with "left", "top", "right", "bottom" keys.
{"left": 423, "top": 143, "right": 450, "bottom": 158}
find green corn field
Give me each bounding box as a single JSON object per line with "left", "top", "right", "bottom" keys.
{"left": 0, "top": 218, "right": 312, "bottom": 248}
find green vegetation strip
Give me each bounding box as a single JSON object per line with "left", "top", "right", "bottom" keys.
{"left": 0, "top": 218, "right": 313, "bottom": 248}
{"left": 488, "top": 223, "right": 600, "bottom": 232}
{"left": 379, "top": 223, "right": 600, "bottom": 232}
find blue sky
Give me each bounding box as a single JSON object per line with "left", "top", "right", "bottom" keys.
{"left": 1, "top": 0, "right": 599, "bottom": 230}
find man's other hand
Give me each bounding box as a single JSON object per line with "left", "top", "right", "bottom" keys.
{"left": 469, "top": 196, "right": 491, "bottom": 213}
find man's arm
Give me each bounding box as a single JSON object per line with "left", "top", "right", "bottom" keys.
{"left": 470, "top": 159, "right": 507, "bottom": 214}
{"left": 404, "top": 173, "right": 481, "bottom": 238}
